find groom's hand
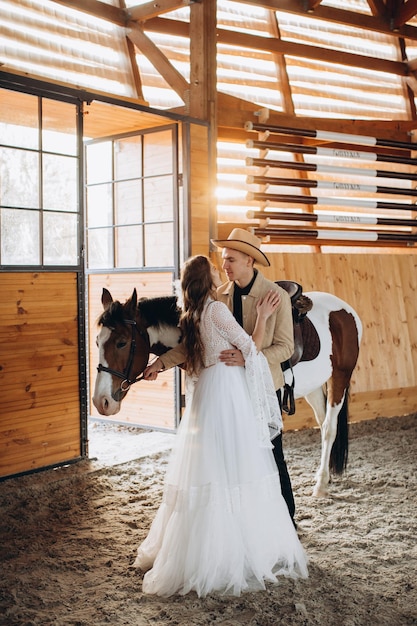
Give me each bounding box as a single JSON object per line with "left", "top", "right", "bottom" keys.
{"left": 219, "top": 348, "right": 244, "bottom": 367}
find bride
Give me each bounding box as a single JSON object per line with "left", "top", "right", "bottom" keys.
{"left": 133, "top": 255, "right": 308, "bottom": 597}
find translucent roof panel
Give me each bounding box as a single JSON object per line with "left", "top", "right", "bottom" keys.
{"left": 0, "top": 0, "right": 136, "bottom": 97}
{"left": 285, "top": 58, "right": 408, "bottom": 119}
{"left": 319, "top": 0, "right": 372, "bottom": 15}
{"left": 217, "top": 44, "right": 283, "bottom": 111}
{"left": 0, "top": 0, "right": 414, "bottom": 119}
{"left": 277, "top": 13, "right": 397, "bottom": 60}
{"left": 217, "top": 1, "right": 273, "bottom": 36}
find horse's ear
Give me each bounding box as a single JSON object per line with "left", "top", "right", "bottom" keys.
{"left": 102, "top": 288, "right": 113, "bottom": 310}
{"left": 126, "top": 288, "right": 138, "bottom": 314}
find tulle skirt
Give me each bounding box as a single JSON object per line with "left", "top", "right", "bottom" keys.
{"left": 133, "top": 362, "right": 308, "bottom": 597}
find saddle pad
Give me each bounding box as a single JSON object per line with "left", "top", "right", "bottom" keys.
{"left": 300, "top": 316, "right": 320, "bottom": 362}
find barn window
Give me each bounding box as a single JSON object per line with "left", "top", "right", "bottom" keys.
{"left": 85, "top": 126, "right": 179, "bottom": 270}
{"left": 0, "top": 88, "right": 80, "bottom": 267}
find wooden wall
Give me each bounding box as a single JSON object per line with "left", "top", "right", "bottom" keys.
{"left": 0, "top": 273, "right": 82, "bottom": 479}
{"left": 254, "top": 252, "right": 417, "bottom": 430}
{"left": 186, "top": 123, "right": 214, "bottom": 256}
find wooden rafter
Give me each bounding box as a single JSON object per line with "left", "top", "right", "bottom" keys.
{"left": 366, "top": 0, "right": 388, "bottom": 18}
{"left": 217, "top": 26, "right": 407, "bottom": 75}
{"left": 216, "top": 92, "right": 417, "bottom": 137}
{"left": 50, "top": 0, "right": 417, "bottom": 39}
{"left": 396, "top": 35, "right": 417, "bottom": 119}
{"left": 125, "top": 35, "right": 145, "bottom": 101}
{"left": 266, "top": 13, "right": 294, "bottom": 115}
{"left": 230, "top": 0, "right": 417, "bottom": 40}
{"left": 143, "top": 16, "right": 408, "bottom": 76}
{"left": 395, "top": 0, "right": 417, "bottom": 28}
{"left": 50, "top": 0, "right": 417, "bottom": 40}
{"left": 127, "top": 22, "right": 189, "bottom": 103}
{"left": 189, "top": 0, "right": 216, "bottom": 119}
{"left": 119, "top": 0, "right": 145, "bottom": 102}
{"left": 306, "top": 0, "right": 324, "bottom": 9}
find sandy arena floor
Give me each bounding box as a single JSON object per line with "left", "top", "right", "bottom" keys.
{"left": 0, "top": 413, "right": 416, "bottom": 626}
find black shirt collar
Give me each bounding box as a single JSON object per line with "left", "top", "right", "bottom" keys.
{"left": 234, "top": 269, "right": 258, "bottom": 296}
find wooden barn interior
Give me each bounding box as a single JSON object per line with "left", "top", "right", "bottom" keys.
{"left": 1, "top": 0, "right": 417, "bottom": 480}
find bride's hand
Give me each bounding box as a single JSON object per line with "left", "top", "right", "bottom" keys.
{"left": 256, "top": 290, "right": 281, "bottom": 320}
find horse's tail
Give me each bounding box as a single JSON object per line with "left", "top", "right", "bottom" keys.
{"left": 329, "top": 388, "right": 349, "bottom": 474}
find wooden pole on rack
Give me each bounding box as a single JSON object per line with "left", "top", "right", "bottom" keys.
{"left": 247, "top": 191, "right": 417, "bottom": 212}
{"left": 247, "top": 175, "right": 417, "bottom": 198}
{"left": 246, "top": 157, "right": 417, "bottom": 182}
{"left": 246, "top": 139, "right": 417, "bottom": 167}
{"left": 245, "top": 121, "right": 416, "bottom": 152}
{"left": 247, "top": 210, "right": 417, "bottom": 228}
{"left": 252, "top": 227, "right": 417, "bottom": 245}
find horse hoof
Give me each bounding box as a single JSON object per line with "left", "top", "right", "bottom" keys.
{"left": 312, "top": 485, "right": 329, "bottom": 498}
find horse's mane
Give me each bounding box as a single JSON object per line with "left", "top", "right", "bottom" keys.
{"left": 98, "top": 295, "right": 180, "bottom": 329}
{"left": 138, "top": 296, "right": 181, "bottom": 328}
{"left": 98, "top": 301, "right": 125, "bottom": 329}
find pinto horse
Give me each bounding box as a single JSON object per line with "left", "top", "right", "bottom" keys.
{"left": 93, "top": 287, "right": 362, "bottom": 497}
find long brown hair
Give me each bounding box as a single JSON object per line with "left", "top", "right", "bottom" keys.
{"left": 180, "top": 255, "right": 216, "bottom": 376}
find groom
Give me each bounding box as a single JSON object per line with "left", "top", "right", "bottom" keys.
{"left": 211, "top": 229, "right": 296, "bottom": 525}
{"left": 145, "top": 228, "right": 297, "bottom": 525}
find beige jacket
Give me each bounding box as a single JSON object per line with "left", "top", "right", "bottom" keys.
{"left": 217, "top": 272, "right": 293, "bottom": 389}
{"left": 159, "top": 271, "right": 294, "bottom": 389}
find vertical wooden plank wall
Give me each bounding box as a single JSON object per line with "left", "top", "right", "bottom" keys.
{"left": 0, "top": 273, "right": 81, "bottom": 478}
{"left": 187, "top": 123, "right": 213, "bottom": 256}
{"left": 263, "top": 253, "right": 417, "bottom": 430}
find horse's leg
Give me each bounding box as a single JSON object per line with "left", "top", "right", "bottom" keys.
{"left": 320, "top": 309, "right": 359, "bottom": 485}
{"left": 304, "top": 386, "right": 338, "bottom": 498}
{"left": 319, "top": 399, "right": 347, "bottom": 497}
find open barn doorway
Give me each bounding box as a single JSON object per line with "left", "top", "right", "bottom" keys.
{"left": 85, "top": 104, "right": 185, "bottom": 438}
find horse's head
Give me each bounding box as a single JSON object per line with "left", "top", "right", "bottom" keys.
{"left": 92, "top": 287, "right": 182, "bottom": 416}
{"left": 92, "top": 288, "right": 151, "bottom": 416}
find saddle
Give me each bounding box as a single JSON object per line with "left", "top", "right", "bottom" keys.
{"left": 276, "top": 281, "right": 320, "bottom": 415}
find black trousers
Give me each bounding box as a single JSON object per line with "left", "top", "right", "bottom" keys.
{"left": 273, "top": 390, "right": 296, "bottom": 521}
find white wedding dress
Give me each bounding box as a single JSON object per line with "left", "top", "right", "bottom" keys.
{"left": 133, "top": 298, "right": 308, "bottom": 597}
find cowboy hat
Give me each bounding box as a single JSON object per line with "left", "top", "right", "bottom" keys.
{"left": 211, "top": 228, "right": 270, "bottom": 267}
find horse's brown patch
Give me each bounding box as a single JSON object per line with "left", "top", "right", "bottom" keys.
{"left": 328, "top": 309, "right": 360, "bottom": 406}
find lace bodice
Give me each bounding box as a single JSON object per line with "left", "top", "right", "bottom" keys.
{"left": 197, "top": 298, "right": 282, "bottom": 446}
{"left": 200, "top": 299, "right": 254, "bottom": 367}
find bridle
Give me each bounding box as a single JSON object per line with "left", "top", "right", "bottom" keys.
{"left": 97, "top": 318, "right": 150, "bottom": 400}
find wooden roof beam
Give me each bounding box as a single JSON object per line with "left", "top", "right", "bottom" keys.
{"left": 216, "top": 92, "right": 417, "bottom": 137}
{"left": 397, "top": 36, "right": 417, "bottom": 120}
{"left": 119, "top": 0, "right": 145, "bottom": 102}
{"left": 229, "top": 0, "right": 417, "bottom": 41}
{"left": 188, "top": 0, "right": 217, "bottom": 120}
{"left": 127, "top": 22, "right": 189, "bottom": 103}
{"left": 217, "top": 28, "right": 407, "bottom": 76}
{"left": 366, "top": 0, "right": 389, "bottom": 18}
{"left": 52, "top": 0, "right": 417, "bottom": 40}
{"left": 125, "top": 31, "right": 145, "bottom": 101}
{"left": 144, "top": 17, "right": 408, "bottom": 75}
{"left": 306, "top": 0, "right": 324, "bottom": 10}
{"left": 267, "top": 12, "right": 294, "bottom": 115}
{"left": 394, "top": 0, "right": 417, "bottom": 29}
